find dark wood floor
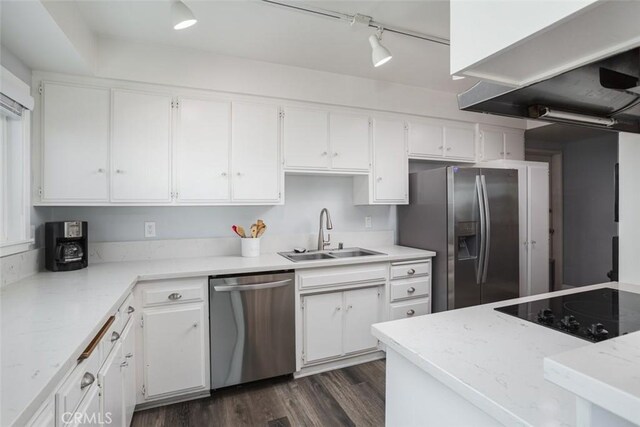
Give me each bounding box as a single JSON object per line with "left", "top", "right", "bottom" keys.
{"left": 132, "top": 360, "right": 385, "bottom": 427}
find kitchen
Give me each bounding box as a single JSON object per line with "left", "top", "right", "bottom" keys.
{"left": 1, "top": 1, "right": 639, "bottom": 426}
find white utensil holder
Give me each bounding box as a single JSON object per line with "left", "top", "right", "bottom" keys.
{"left": 241, "top": 238, "right": 261, "bottom": 257}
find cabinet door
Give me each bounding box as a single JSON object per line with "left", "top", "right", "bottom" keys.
{"left": 111, "top": 90, "right": 172, "bottom": 202}
{"left": 121, "top": 320, "right": 136, "bottom": 427}
{"left": 329, "top": 112, "right": 370, "bottom": 171}
{"left": 528, "top": 166, "right": 550, "bottom": 295}
{"left": 69, "top": 385, "right": 101, "bottom": 427}
{"left": 444, "top": 125, "right": 476, "bottom": 160}
{"left": 283, "top": 107, "right": 329, "bottom": 170}
{"left": 175, "top": 98, "right": 231, "bottom": 202}
{"left": 143, "top": 304, "right": 207, "bottom": 398}
{"left": 407, "top": 120, "right": 444, "bottom": 158}
{"left": 98, "top": 342, "right": 123, "bottom": 427}
{"left": 481, "top": 129, "right": 504, "bottom": 161}
{"left": 504, "top": 131, "right": 525, "bottom": 160}
{"left": 42, "top": 83, "right": 109, "bottom": 202}
{"left": 302, "top": 292, "right": 343, "bottom": 364}
{"left": 373, "top": 118, "right": 407, "bottom": 202}
{"left": 343, "top": 287, "right": 382, "bottom": 354}
{"left": 231, "top": 102, "right": 281, "bottom": 202}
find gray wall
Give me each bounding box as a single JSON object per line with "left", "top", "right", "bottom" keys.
{"left": 526, "top": 126, "right": 618, "bottom": 286}
{"left": 45, "top": 175, "right": 396, "bottom": 242}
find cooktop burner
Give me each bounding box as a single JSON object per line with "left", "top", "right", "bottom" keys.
{"left": 495, "top": 288, "right": 640, "bottom": 342}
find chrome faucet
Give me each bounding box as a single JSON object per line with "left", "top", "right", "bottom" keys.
{"left": 317, "top": 208, "right": 333, "bottom": 251}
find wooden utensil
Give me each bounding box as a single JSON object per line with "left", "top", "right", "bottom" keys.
{"left": 236, "top": 225, "right": 247, "bottom": 238}
{"left": 256, "top": 225, "right": 266, "bottom": 238}
{"left": 250, "top": 223, "right": 258, "bottom": 238}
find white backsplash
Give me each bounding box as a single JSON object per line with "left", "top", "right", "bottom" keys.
{"left": 88, "top": 230, "right": 395, "bottom": 264}
{"left": 0, "top": 248, "right": 43, "bottom": 288}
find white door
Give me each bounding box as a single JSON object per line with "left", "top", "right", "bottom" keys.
{"left": 504, "top": 131, "right": 525, "bottom": 160}
{"left": 302, "top": 292, "right": 343, "bottom": 364}
{"left": 70, "top": 384, "right": 101, "bottom": 427}
{"left": 231, "top": 102, "right": 281, "bottom": 202}
{"left": 121, "top": 320, "right": 136, "bottom": 427}
{"left": 329, "top": 112, "right": 370, "bottom": 171}
{"left": 111, "top": 90, "right": 172, "bottom": 202}
{"left": 528, "top": 166, "right": 550, "bottom": 295}
{"left": 175, "top": 97, "right": 231, "bottom": 202}
{"left": 283, "top": 107, "right": 329, "bottom": 170}
{"left": 98, "top": 342, "right": 123, "bottom": 427}
{"left": 143, "top": 304, "right": 206, "bottom": 398}
{"left": 42, "top": 83, "right": 110, "bottom": 202}
{"left": 343, "top": 287, "right": 381, "bottom": 354}
{"left": 407, "top": 120, "right": 444, "bottom": 158}
{"left": 444, "top": 125, "right": 476, "bottom": 159}
{"left": 481, "top": 129, "right": 504, "bottom": 161}
{"left": 373, "top": 118, "right": 407, "bottom": 202}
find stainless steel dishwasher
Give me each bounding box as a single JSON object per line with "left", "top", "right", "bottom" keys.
{"left": 209, "top": 270, "right": 295, "bottom": 389}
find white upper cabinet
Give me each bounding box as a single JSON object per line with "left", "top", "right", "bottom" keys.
{"left": 283, "top": 107, "right": 370, "bottom": 173}
{"left": 328, "top": 112, "right": 370, "bottom": 171}
{"left": 408, "top": 119, "right": 476, "bottom": 162}
{"left": 479, "top": 126, "right": 525, "bottom": 162}
{"left": 231, "top": 102, "right": 282, "bottom": 203}
{"left": 283, "top": 107, "right": 329, "bottom": 170}
{"left": 175, "top": 97, "right": 231, "bottom": 202}
{"left": 41, "top": 82, "right": 110, "bottom": 202}
{"left": 111, "top": 90, "right": 172, "bottom": 202}
{"left": 370, "top": 118, "right": 408, "bottom": 203}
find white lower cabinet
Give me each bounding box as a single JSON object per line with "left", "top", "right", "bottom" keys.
{"left": 302, "top": 286, "right": 383, "bottom": 365}
{"left": 98, "top": 342, "right": 123, "bottom": 427}
{"left": 121, "top": 320, "right": 136, "bottom": 427}
{"left": 69, "top": 384, "right": 101, "bottom": 427}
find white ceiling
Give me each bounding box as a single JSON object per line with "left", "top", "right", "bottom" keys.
{"left": 74, "top": 0, "right": 475, "bottom": 93}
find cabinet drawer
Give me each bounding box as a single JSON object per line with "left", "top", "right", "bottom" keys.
{"left": 390, "top": 298, "right": 430, "bottom": 320}
{"left": 141, "top": 278, "right": 206, "bottom": 307}
{"left": 55, "top": 348, "right": 100, "bottom": 420}
{"left": 100, "top": 312, "right": 122, "bottom": 364}
{"left": 390, "top": 277, "right": 430, "bottom": 302}
{"left": 116, "top": 292, "right": 135, "bottom": 333}
{"left": 298, "top": 264, "right": 388, "bottom": 290}
{"left": 390, "top": 260, "right": 430, "bottom": 280}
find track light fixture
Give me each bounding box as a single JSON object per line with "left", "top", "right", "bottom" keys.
{"left": 172, "top": 1, "right": 197, "bottom": 30}
{"left": 369, "top": 28, "right": 392, "bottom": 67}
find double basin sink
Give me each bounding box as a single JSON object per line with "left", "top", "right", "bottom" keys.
{"left": 279, "top": 247, "right": 385, "bottom": 262}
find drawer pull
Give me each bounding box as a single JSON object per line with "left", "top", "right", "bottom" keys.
{"left": 125, "top": 352, "right": 133, "bottom": 359}
{"left": 127, "top": 306, "right": 135, "bottom": 314}
{"left": 80, "top": 372, "right": 95, "bottom": 390}
{"left": 168, "top": 293, "right": 182, "bottom": 301}
{"left": 120, "top": 361, "right": 129, "bottom": 368}
{"left": 407, "top": 268, "right": 416, "bottom": 275}
{"left": 407, "top": 287, "right": 416, "bottom": 294}
{"left": 110, "top": 331, "right": 120, "bottom": 342}
{"left": 407, "top": 309, "right": 416, "bottom": 316}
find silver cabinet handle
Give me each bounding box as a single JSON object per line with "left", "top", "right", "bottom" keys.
{"left": 407, "top": 309, "right": 416, "bottom": 316}
{"left": 125, "top": 352, "right": 133, "bottom": 359}
{"left": 80, "top": 372, "right": 95, "bottom": 389}
{"left": 336, "top": 306, "right": 341, "bottom": 311}
{"left": 97, "top": 168, "right": 105, "bottom": 173}
{"left": 120, "top": 361, "right": 128, "bottom": 368}
{"left": 115, "top": 169, "right": 124, "bottom": 174}
{"left": 236, "top": 172, "right": 242, "bottom": 176}
{"left": 193, "top": 322, "right": 198, "bottom": 328}
{"left": 111, "top": 331, "right": 120, "bottom": 342}
{"left": 333, "top": 152, "right": 338, "bottom": 157}
{"left": 407, "top": 268, "right": 416, "bottom": 275}
{"left": 168, "top": 293, "right": 182, "bottom": 300}
{"left": 446, "top": 147, "right": 452, "bottom": 151}
{"left": 127, "top": 306, "right": 135, "bottom": 314}
{"left": 407, "top": 287, "right": 416, "bottom": 294}
{"left": 221, "top": 172, "right": 227, "bottom": 176}
{"left": 506, "top": 152, "right": 511, "bottom": 155}
{"left": 321, "top": 151, "right": 328, "bottom": 156}
{"left": 377, "top": 177, "right": 383, "bottom": 182}
{"left": 437, "top": 146, "right": 443, "bottom": 150}
{"left": 346, "top": 304, "right": 353, "bottom": 310}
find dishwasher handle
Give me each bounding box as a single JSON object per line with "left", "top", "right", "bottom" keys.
{"left": 213, "top": 279, "right": 292, "bottom": 292}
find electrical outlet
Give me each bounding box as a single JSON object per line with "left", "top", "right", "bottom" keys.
{"left": 365, "top": 216, "right": 372, "bottom": 229}
{"left": 144, "top": 222, "right": 156, "bottom": 238}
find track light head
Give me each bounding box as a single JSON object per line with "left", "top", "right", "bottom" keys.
{"left": 369, "top": 29, "right": 392, "bottom": 67}
{"left": 172, "top": 1, "right": 197, "bottom": 30}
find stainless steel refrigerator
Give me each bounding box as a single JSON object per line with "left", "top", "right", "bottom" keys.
{"left": 398, "top": 167, "right": 520, "bottom": 312}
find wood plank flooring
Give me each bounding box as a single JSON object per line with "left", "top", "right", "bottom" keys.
{"left": 132, "top": 360, "right": 385, "bottom": 427}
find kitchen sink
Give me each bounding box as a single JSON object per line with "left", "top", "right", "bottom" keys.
{"left": 279, "top": 247, "right": 385, "bottom": 262}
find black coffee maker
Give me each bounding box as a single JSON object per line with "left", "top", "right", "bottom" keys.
{"left": 45, "top": 221, "right": 88, "bottom": 272}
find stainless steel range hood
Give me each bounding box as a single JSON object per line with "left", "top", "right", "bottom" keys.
{"left": 458, "top": 47, "right": 640, "bottom": 133}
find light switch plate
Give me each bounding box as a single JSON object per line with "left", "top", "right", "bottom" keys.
{"left": 365, "top": 216, "right": 372, "bottom": 229}
{"left": 144, "top": 222, "right": 156, "bottom": 238}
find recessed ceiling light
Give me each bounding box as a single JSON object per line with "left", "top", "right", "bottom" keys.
{"left": 172, "top": 1, "right": 197, "bottom": 30}
{"left": 369, "top": 30, "right": 392, "bottom": 67}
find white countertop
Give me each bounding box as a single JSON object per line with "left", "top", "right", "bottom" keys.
{"left": 372, "top": 282, "right": 640, "bottom": 427}
{"left": 0, "top": 245, "right": 433, "bottom": 426}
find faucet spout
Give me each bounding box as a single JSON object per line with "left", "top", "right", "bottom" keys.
{"left": 318, "top": 208, "right": 333, "bottom": 251}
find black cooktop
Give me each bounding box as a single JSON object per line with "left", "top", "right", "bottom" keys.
{"left": 495, "top": 288, "right": 640, "bottom": 342}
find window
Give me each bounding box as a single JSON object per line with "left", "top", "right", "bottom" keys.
{"left": 0, "top": 86, "right": 32, "bottom": 256}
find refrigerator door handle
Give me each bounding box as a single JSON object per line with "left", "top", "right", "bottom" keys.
{"left": 476, "top": 175, "right": 486, "bottom": 285}
{"left": 481, "top": 175, "right": 491, "bottom": 284}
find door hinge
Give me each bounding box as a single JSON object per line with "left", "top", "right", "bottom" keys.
{"left": 140, "top": 315, "right": 144, "bottom": 328}
{"left": 279, "top": 110, "right": 285, "bottom": 119}
{"left": 38, "top": 84, "right": 43, "bottom": 95}
{"left": 142, "top": 384, "right": 146, "bottom": 395}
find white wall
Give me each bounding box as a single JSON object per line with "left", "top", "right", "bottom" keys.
{"left": 46, "top": 175, "right": 395, "bottom": 242}
{"left": 618, "top": 132, "right": 640, "bottom": 284}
